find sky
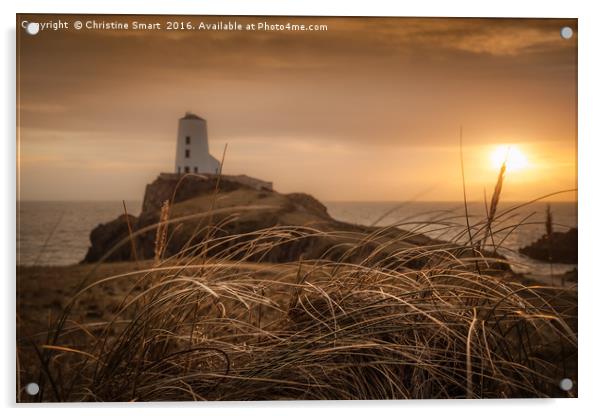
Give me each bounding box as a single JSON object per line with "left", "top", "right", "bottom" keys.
{"left": 17, "top": 15, "right": 577, "bottom": 202}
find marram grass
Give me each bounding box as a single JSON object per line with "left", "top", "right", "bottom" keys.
{"left": 21, "top": 215, "right": 577, "bottom": 401}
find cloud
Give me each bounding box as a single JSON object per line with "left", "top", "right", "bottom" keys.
{"left": 17, "top": 15, "right": 577, "bottom": 200}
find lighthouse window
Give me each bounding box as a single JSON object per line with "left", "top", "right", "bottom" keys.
{"left": 185, "top": 149, "right": 190, "bottom": 158}
{"left": 185, "top": 136, "right": 191, "bottom": 145}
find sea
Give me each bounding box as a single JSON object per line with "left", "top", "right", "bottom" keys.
{"left": 17, "top": 200, "right": 577, "bottom": 279}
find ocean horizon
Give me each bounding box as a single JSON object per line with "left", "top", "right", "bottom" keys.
{"left": 17, "top": 199, "right": 577, "bottom": 276}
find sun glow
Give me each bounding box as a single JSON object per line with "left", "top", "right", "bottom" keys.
{"left": 490, "top": 145, "right": 529, "bottom": 172}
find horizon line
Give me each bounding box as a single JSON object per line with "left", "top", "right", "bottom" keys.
{"left": 16, "top": 198, "right": 578, "bottom": 204}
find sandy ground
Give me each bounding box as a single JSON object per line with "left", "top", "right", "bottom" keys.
{"left": 17, "top": 261, "right": 154, "bottom": 337}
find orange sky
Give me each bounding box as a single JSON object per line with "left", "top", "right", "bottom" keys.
{"left": 17, "top": 15, "right": 577, "bottom": 202}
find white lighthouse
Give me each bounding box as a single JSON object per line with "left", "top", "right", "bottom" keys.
{"left": 174, "top": 112, "right": 221, "bottom": 175}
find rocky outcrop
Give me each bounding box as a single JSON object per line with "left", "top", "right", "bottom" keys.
{"left": 519, "top": 228, "right": 577, "bottom": 264}
{"left": 83, "top": 214, "right": 137, "bottom": 263}
{"left": 82, "top": 173, "right": 470, "bottom": 269}
{"left": 141, "top": 173, "right": 244, "bottom": 214}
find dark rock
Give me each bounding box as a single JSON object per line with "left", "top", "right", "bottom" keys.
{"left": 519, "top": 228, "right": 577, "bottom": 264}
{"left": 83, "top": 214, "right": 137, "bottom": 263}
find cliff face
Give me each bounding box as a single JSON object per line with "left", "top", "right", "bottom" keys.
{"left": 83, "top": 214, "right": 137, "bottom": 263}
{"left": 82, "top": 173, "right": 445, "bottom": 268}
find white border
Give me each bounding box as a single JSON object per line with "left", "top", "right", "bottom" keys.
{"left": 3, "top": 1, "right": 601, "bottom": 415}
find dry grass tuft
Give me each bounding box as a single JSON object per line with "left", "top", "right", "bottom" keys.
{"left": 20, "top": 218, "right": 577, "bottom": 401}
{"left": 153, "top": 200, "right": 170, "bottom": 263}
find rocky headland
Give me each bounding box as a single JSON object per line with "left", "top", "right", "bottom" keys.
{"left": 82, "top": 173, "right": 445, "bottom": 268}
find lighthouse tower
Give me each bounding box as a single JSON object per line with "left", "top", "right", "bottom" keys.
{"left": 174, "top": 112, "right": 221, "bottom": 175}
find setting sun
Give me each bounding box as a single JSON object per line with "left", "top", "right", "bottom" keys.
{"left": 490, "top": 145, "right": 529, "bottom": 172}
